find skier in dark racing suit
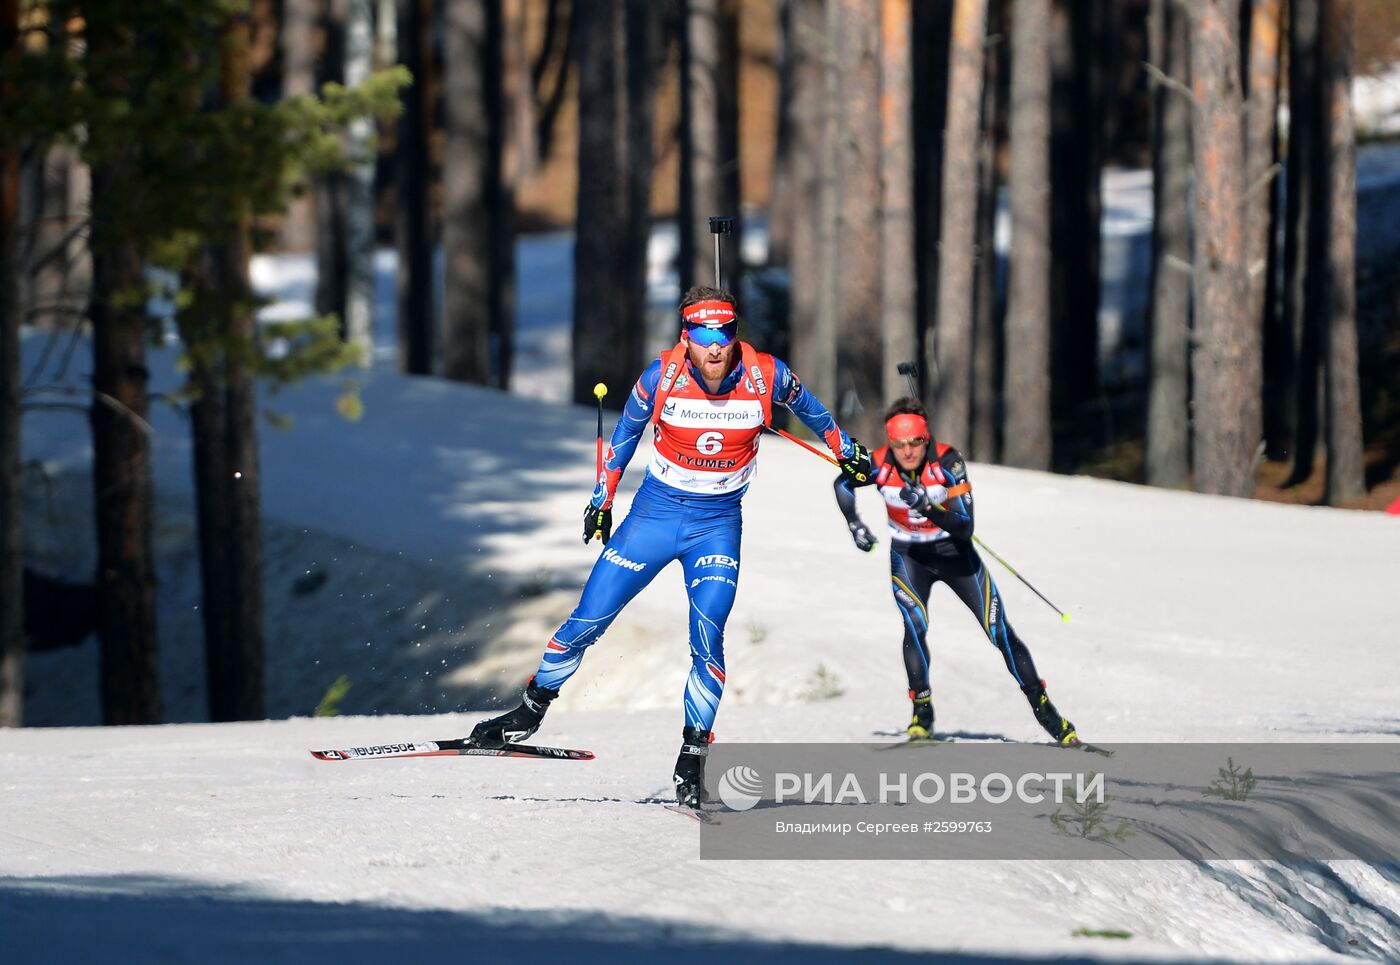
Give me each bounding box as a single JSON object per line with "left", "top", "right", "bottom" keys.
{"left": 833, "top": 397, "right": 1080, "bottom": 745}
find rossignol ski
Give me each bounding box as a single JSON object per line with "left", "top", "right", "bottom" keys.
{"left": 309, "top": 738, "right": 594, "bottom": 762}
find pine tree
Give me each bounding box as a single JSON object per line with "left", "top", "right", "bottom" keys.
{"left": 932, "top": 0, "right": 987, "bottom": 445}
{"left": 1189, "top": 0, "right": 1256, "bottom": 497}
{"left": 0, "top": 0, "right": 22, "bottom": 727}
{"left": 1146, "top": 0, "right": 1192, "bottom": 488}
{"left": 1003, "top": 0, "right": 1053, "bottom": 470}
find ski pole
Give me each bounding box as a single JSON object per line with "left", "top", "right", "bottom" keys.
{"left": 593, "top": 381, "right": 608, "bottom": 481}
{"left": 766, "top": 425, "right": 838, "bottom": 466}
{"left": 963, "top": 536, "right": 1071, "bottom": 623}
{"left": 764, "top": 425, "right": 969, "bottom": 500}
{"left": 771, "top": 408, "right": 1068, "bottom": 623}
{"left": 893, "top": 357, "right": 1070, "bottom": 623}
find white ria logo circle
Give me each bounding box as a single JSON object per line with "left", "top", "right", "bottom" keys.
{"left": 717, "top": 765, "right": 763, "bottom": 811}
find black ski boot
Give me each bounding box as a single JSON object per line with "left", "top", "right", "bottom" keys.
{"left": 907, "top": 688, "right": 936, "bottom": 740}
{"left": 468, "top": 680, "right": 559, "bottom": 748}
{"left": 1023, "top": 680, "right": 1078, "bottom": 745}
{"left": 673, "top": 726, "right": 712, "bottom": 808}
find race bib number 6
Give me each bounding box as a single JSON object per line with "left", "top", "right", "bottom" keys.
{"left": 696, "top": 430, "right": 724, "bottom": 455}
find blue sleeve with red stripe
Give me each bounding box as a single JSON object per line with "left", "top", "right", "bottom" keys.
{"left": 591, "top": 360, "right": 661, "bottom": 509}
{"left": 772, "top": 357, "right": 856, "bottom": 459}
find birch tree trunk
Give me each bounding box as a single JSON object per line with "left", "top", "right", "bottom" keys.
{"left": 1145, "top": 0, "right": 1192, "bottom": 488}
{"left": 931, "top": 0, "right": 987, "bottom": 445}
{"left": 1188, "top": 0, "right": 1256, "bottom": 496}
{"left": 1003, "top": 0, "right": 1053, "bottom": 470}
{"left": 343, "top": 0, "right": 375, "bottom": 364}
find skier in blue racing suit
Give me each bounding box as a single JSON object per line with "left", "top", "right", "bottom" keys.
{"left": 469, "top": 286, "right": 873, "bottom": 807}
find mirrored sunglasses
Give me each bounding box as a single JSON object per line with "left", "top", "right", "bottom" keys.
{"left": 685, "top": 321, "right": 739, "bottom": 347}
{"left": 889, "top": 437, "right": 928, "bottom": 450}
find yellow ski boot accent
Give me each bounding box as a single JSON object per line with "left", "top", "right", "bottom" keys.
{"left": 907, "top": 691, "right": 935, "bottom": 740}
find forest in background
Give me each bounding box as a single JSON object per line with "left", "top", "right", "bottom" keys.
{"left": 3, "top": 0, "right": 1398, "bottom": 726}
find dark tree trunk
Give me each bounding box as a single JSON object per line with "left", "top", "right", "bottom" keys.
{"left": 194, "top": 12, "right": 266, "bottom": 722}
{"left": 912, "top": 0, "right": 952, "bottom": 404}
{"left": 442, "top": 0, "right": 495, "bottom": 385}
{"left": 1319, "top": 0, "right": 1363, "bottom": 504}
{"left": 395, "top": 0, "right": 434, "bottom": 375}
{"left": 1281, "top": 0, "right": 1321, "bottom": 481}
{"left": 931, "top": 0, "right": 987, "bottom": 445}
{"left": 1145, "top": 0, "right": 1192, "bottom": 488}
{"left": 832, "top": 0, "right": 883, "bottom": 441}
{"left": 0, "top": 0, "right": 22, "bottom": 726}
{"left": 571, "top": 0, "right": 654, "bottom": 406}
{"left": 316, "top": 0, "right": 348, "bottom": 325}
{"left": 880, "top": 0, "right": 917, "bottom": 408}
{"left": 1048, "top": 0, "right": 1103, "bottom": 441}
{"left": 1002, "top": 0, "right": 1053, "bottom": 470}
{"left": 785, "top": 0, "right": 836, "bottom": 406}
{"left": 680, "top": 0, "right": 740, "bottom": 292}
{"left": 1189, "top": 0, "right": 1256, "bottom": 497}
{"left": 488, "top": 0, "right": 515, "bottom": 390}
{"left": 970, "top": 0, "right": 1004, "bottom": 463}
{"left": 769, "top": 0, "right": 797, "bottom": 268}
{"left": 86, "top": 12, "right": 161, "bottom": 725}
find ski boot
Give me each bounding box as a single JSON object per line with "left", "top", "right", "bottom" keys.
{"left": 907, "top": 689, "right": 936, "bottom": 740}
{"left": 468, "top": 680, "right": 559, "bottom": 748}
{"left": 1023, "top": 680, "right": 1078, "bottom": 745}
{"left": 673, "top": 726, "right": 712, "bottom": 808}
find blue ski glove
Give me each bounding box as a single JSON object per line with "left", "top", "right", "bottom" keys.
{"left": 583, "top": 504, "right": 612, "bottom": 544}
{"left": 848, "top": 520, "right": 877, "bottom": 552}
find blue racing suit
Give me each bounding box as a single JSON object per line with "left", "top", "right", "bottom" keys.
{"left": 534, "top": 352, "right": 854, "bottom": 732}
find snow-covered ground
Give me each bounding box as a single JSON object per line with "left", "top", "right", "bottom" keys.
{"left": 9, "top": 220, "right": 1400, "bottom": 962}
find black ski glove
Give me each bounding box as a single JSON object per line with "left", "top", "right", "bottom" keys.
{"left": 848, "top": 520, "right": 877, "bottom": 552}
{"left": 838, "top": 440, "right": 874, "bottom": 484}
{"left": 583, "top": 504, "right": 612, "bottom": 544}
{"left": 899, "top": 482, "right": 949, "bottom": 515}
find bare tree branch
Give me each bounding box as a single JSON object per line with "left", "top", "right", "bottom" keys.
{"left": 1142, "top": 59, "right": 1197, "bottom": 105}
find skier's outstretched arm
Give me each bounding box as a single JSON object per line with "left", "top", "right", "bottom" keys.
{"left": 833, "top": 475, "right": 878, "bottom": 552}
{"left": 772, "top": 359, "right": 856, "bottom": 459}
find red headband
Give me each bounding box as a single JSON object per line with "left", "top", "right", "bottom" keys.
{"left": 885, "top": 413, "right": 929, "bottom": 441}
{"left": 681, "top": 300, "right": 737, "bottom": 326}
